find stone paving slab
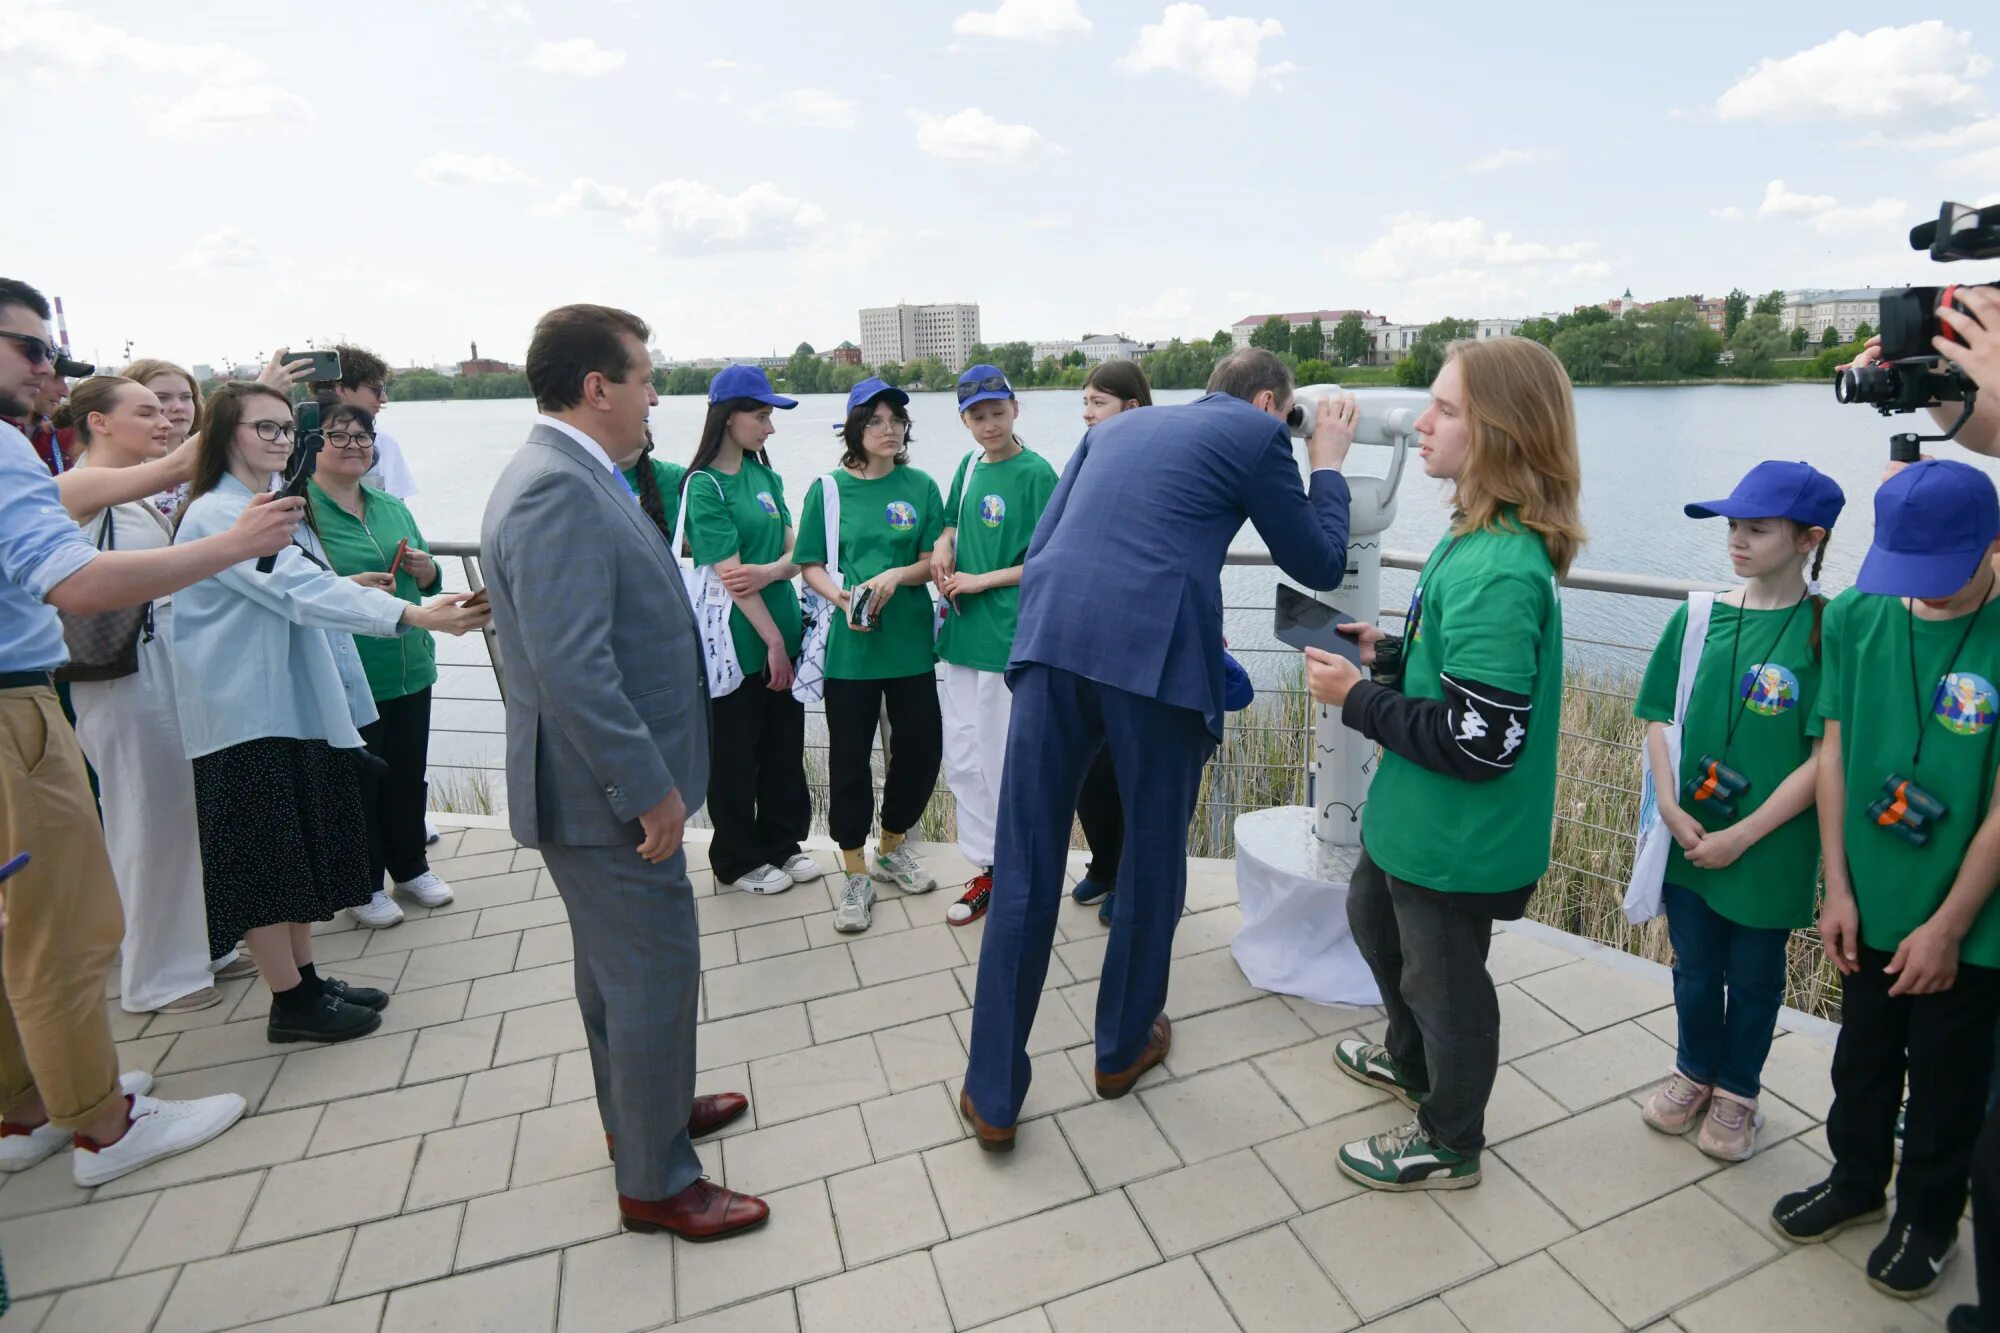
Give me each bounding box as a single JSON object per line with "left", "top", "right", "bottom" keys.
{"left": 2, "top": 826, "right": 1917, "bottom": 1332}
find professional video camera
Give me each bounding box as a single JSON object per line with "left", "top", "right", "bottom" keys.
{"left": 1834, "top": 200, "right": 1999, "bottom": 460}
{"left": 53, "top": 354, "right": 94, "bottom": 378}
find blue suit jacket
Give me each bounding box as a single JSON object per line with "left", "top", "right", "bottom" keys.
{"left": 1011, "top": 392, "right": 1351, "bottom": 738}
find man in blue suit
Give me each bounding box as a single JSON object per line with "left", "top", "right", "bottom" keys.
{"left": 963, "top": 348, "right": 1356, "bottom": 1146}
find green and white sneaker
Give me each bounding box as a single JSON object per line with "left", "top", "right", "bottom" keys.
{"left": 1337, "top": 1119, "right": 1481, "bottom": 1192}
{"left": 872, "top": 844, "right": 937, "bottom": 894}
{"left": 1332, "top": 1038, "right": 1429, "bottom": 1109}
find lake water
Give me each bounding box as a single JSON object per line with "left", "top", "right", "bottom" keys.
{"left": 391, "top": 384, "right": 1979, "bottom": 682}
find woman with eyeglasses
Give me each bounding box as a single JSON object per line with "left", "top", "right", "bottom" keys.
{"left": 308, "top": 403, "right": 456, "bottom": 929}
{"left": 793, "top": 378, "right": 946, "bottom": 934}
{"left": 171, "top": 385, "right": 488, "bottom": 1044}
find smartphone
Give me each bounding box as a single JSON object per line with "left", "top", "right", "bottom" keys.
{"left": 463, "top": 587, "right": 490, "bottom": 609}
{"left": 284, "top": 349, "right": 343, "bottom": 382}
{"left": 0, "top": 852, "right": 28, "bottom": 883}
{"left": 388, "top": 539, "right": 409, "bottom": 577}
{"left": 1273, "top": 583, "right": 1363, "bottom": 663}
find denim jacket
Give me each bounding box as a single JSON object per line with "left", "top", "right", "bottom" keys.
{"left": 170, "top": 473, "right": 408, "bottom": 758}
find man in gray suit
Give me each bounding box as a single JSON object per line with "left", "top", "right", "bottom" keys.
{"left": 481, "top": 305, "right": 768, "bottom": 1240}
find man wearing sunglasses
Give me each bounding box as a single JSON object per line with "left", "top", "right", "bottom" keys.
{"left": 0, "top": 277, "right": 308, "bottom": 1185}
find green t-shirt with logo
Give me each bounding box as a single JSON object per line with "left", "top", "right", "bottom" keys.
{"left": 1362, "top": 519, "right": 1564, "bottom": 895}
{"left": 685, "top": 456, "right": 802, "bottom": 675}
{"left": 620, "top": 456, "right": 683, "bottom": 545}
{"left": 1635, "top": 599, "right": 1824, "bottom": 929}
{"left": 935, "top": 446, "right": 1059, "bottom": 672}
{"left": 793, "top": 465, "right": 944, "bottom": 681}
{"left": 1817, "top": 588, "right": 2000, "bottom": 967}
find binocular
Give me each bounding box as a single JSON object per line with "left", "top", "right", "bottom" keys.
{"left": 1683, "top": 755, "right": 1750, "bottom": 821}
{"left": 847, "top": 584, "right": 880, "bottom": 631}
{"left": 1867, "top": 773, "right": 1949, "bottom": 847}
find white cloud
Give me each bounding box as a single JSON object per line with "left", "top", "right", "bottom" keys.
{"left": 528, "top": 37, "right": 625, "bottom": 76}
{"left": 1344, "top": 214, "right": 1596, "bottom": 283}
{"left": 953, "top": 0, "right": 1092, "bottom": 42}
{"left": 1336, "top": 214, "right": 1606, "bottom": 318}
{"left": 175, "top": 227, "right": 263, "bottom": 273}
{"left": 1117, "top": 3, "right": 1293, "bottom": 97}
{"left": 416, "top": 151, "right": 538, "bottom": 187}
{"left": 464, "top": 0, "right": 531, "bottom": 23}
{"left": 1121, "top": 288, "right": 1195, "bottom": 326}
{"left": 910, "top": 107, "right": 1051, "bottom": 167}
{"left": 1710, "top": 205, "right": 1744, "bottom": 221}
{"left": 1756, "top": 180, "right": 1838, "bottom": 218}
{"left": 1920, "top": 116, "right": 2000, "bottom": 176}
{"left": 1715, "top": 22, "right": 1991, "bottom": 124}
{"left": 1466, "top": 147, "right": 1556, "bottom": 173}
{"left": 1755, "top": 180, "right": 1907, "bottom": 234}
{"left": 551, "top": 177, "right": 826, "bottom": 254}
{"left": 765, "top": 88, "right": 859, "bottom": 130}
{"left": 705, "top": 58, "right": 744, "bottom": 70}
{"left": 154, "top": 84, "right": 315, "bottom": 139}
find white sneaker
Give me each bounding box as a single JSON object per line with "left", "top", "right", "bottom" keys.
{"left": 394, "top": 871, "right": 455, "bottom": 908}
{"left": 872, "top": 844, "right": 936, "bottom": 894}
{"left": 351, "top": 890, "right": 404, "bottom": 929}
{"left": 781, "top": 853, "right": 825, "bottom": 884}
{"left": 833, "top": 873, "right": 876, "bottom": 934}
{"left": 731, "top": 865, "right": 793, "bottom": 895}
{"left": 73, "top": 1092, "right": 246, "bottom": 1188}
{"left": 0, "top": 1071, "right": 155, "bottom": 1172}
{"left": 424, "top": 814, "right": 440, "bottom": 846}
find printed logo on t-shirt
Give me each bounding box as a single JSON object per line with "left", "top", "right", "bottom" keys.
{"left": 1932, "top": 671, "right": 1998, "bottom": 736}
{"left": 755, "top": 490, "right": 779, "bottom": 517}
{"left": 979, "top": 494, "right": 1006, "bottom": 528}
{"left": 1740, "top": 662, "right": 1800, "bottom": 716}
{"left": 885, "top": 501, "right": 917, "bottom": 530}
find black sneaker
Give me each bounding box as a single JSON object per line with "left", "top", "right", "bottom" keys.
{"left": 269, "top": 994, "right": 384, "bottom": 1044}
{"left": 1770, "top": 1179, "right": 1887, "bottom": 1243}
{"left": 322, "top": 977, "right": 389, "bottom": 1011}
{"left": 1868, "top": 1220, "right": 1956, "bottom": 1299}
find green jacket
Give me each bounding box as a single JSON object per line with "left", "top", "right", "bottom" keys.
{"left": 308, "top": 481, "right": 441, "bottom": 702}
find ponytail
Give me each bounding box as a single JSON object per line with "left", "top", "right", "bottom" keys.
{"left": 632, "top": 440, "right": 672, "bottom": 546}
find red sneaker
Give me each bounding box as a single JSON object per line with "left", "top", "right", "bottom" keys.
{"left": 947, "top": 874, "right": 993, "bottom": 926}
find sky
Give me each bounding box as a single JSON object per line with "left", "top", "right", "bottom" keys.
{"left": 2, "top": 0, "right": 1998, "bottom": 371}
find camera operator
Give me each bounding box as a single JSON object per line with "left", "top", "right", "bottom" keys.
{"left": 1849, "top": 289, "right": 2000, "bottom": 468}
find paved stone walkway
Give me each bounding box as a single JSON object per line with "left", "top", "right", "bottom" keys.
{"left": 0, "top": 825, "right": 1959, "bottom": 1331}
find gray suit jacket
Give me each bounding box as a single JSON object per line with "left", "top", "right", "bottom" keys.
{"left": 481, "top": 423, "right": 711, "bottom": 848}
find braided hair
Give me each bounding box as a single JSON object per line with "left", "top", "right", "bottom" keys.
{"left": 1807, "top": 533, "right": 1830, "bottom": 663}
{"left": 631, "top": 429, "right": 675, "bottom": 547}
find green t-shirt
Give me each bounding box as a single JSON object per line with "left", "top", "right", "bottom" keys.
{"left": 306, "top": 481, "right": 439, "bottom": 703}
{"left": 793, "top": 465, "right": 945, "bottom": 680}
{"left": 685, "top": 457, "right": 802, "bottom": 675}
{"left": 621, "top": 457, "right": 684, "bottom": 545}
{"left": 1635, "top": 599, "right": 1824, "bottom": 928}
{"left": 935, "top": 446, "right": 1059, "bottom": 672}
{"left": 1817, "top": 588, "right": 2000, "bottom": 967}
{"left": 1362, "top": 520, "right": 1564, "bottom": 894}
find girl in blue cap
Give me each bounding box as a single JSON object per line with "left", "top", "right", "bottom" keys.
{"left": 1634, "top": 460, "right": 1843, "bottom": 1162}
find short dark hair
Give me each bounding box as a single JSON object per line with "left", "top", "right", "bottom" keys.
{"left": 1207, "top": 347, "right": 1293, "bottom": 406}
{"left": 0, "top": 278, "right": 52, "bottom": 322}
{"left": 840, "top": 396, "right": 912, "bottom": 470}
{"left": 321, "top": 402, "right": 375, "bottom": 435}
{"left": 526, "top": 305, "right": 651, "bottom": 412}
{"left": 310, "top": 343, "right": 389, "bottom": 395}
{"left": 1083, "top": 359, "right": 1152, "bottom": 408}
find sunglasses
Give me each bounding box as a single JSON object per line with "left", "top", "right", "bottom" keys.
{"left": 955, "top": 375, "right": 1013, "bottom": 404}
{"left": 0, "top": 331, "right": 56, "bottom": 368}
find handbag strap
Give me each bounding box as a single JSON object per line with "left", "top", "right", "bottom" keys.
{"left": 669, "top": 471, "right": 728, "bottom": 570}
{"left": 822, "top": 470, "right": 845, "bottom": 590}
{"left": 91, "top": 504, "right": 157, "bottom": 641}
{"left": 952, "top": 449, "right": 980, "bottom": 532}
{"left": 1673, "top": 592, "right": 1715, "bottom": 726}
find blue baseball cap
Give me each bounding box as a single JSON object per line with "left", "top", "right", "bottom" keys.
{"left": 956, "top": 363, "right": 1014, "bottom": 411}
{"left": 1684, "top": 460, "right": 1846, "bottom": 531}
{"left": 708, "top": 364, "right": 796, "bottom": 409}
{"left": 1857, "top": 459, "right": 2000, "bottom": 598}
{"left": 836, "top": 376, "right": 910, "bottom": 429}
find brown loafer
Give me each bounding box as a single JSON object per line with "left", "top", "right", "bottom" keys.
{"left": 619, "top": 1179, "right": 770, "bottom": 1241}
{"left": 1096, "top": 1014, "right": 1171, "bottom": 1099}
{"left": 606, "top": 1092, "right": 754, "bottom": 1161}
{"left": 959, "top": 1089, "right": 1016, "bottom": 1153}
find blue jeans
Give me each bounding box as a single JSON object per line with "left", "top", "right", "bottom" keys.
{"left": 1663, "top": 881, "right": 1789, "bottom": 1099}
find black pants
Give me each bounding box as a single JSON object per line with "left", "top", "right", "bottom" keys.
{"left": 824, "top": 673, "right": 942, "bottom": 852}
{"left": 706, "top": 672, "right": 811, "bottom": 884}
{"left": 1076, "top": 750, "right": 1123, "bottom": 885}
{"left": 1973, "top": 1101, "right": 2000, "bottom": 1328}
{"left": 1347, "top": 844, "right": 1502, "bottom": 1154}
{"left": 359, "top": 687, "right": 433, "bottom": 888}
{"left": 1827, "top": 944, "right": 2000, "bottom": 1231}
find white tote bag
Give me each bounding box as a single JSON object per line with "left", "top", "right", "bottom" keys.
{"left": 670, "top": 473, "right": 745, "bottom": 700}
{"left": 792, "top": 471, "right": 844, "bottom": 705}
{"left": 1623, "top": 591, "right": 1715, "bottom": 924}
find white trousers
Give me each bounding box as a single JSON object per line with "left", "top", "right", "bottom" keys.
{"left": 938, "top": 663, "right": 1013, "bottom": 869}
{"left": 70, "top": 605, "right": 216, "bottom": 1012}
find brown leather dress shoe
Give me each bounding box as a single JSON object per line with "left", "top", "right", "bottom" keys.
{"left": 959, "top": 1088, "right": 1015, "bottom": 1153}
{"left": 605, "top": 1092, "right": 754, "bottom": 1161}
{"left": 1096, "top": 1014, "right": 1171, "bottom": 1099}
{"left": 619, "top": 1179, "right": 770, "bottom": 1241}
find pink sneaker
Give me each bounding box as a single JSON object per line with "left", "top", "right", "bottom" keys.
{"left": 1697, "top": 1089, "right": 1763, "bottom": 1161}
{"left": 1641, "top": 1072, "right": 1713, "bottom": 1135}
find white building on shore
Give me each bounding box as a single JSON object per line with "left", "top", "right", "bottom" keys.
{"left": 859, "top": 302, "right": 982, "bottom": 371}
{"left": 1779, "top": 290, "right": 1882, "bottom": 342}
{"left": 1230, "top": 309, "right": 1384, "bottom": 353}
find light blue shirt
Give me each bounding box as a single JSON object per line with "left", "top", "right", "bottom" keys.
{"left": 170, "top": 473, "right": 408, "bottom": 758}
{"left": 0, "top": 421, "right": 97, "bottom": 673}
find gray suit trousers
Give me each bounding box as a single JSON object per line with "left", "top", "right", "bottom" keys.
{"left": 540, "top": 843, "right": 703, "bottom": 1201}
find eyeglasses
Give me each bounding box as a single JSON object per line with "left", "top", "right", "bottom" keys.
{"left": 865, "top": 417, "right": 909, "bottom": 434}
{"left": 955, "top": 375, "right": 1012, "bottom": 404}
{"left": 324, "top": 431, "right": 375, "bottom": 450}
{"left": 246, "top": 420, "right": 297, "bottom": 443}
{"left": 0, "top": 331, "right": 55, "bottom": 368}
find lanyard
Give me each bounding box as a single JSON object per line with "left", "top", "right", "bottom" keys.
{"left": 1719, "top": 594, "right": 1808, "bottom": 762}
{"left": 1404, "top": 536, "right": 1464, "bottom": 644}
{"left": 1905, "top": 574, "right": 1996, "bottom": 775}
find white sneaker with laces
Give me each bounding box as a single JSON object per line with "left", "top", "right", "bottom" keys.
{"left": 833, "top": 873, "right": 876, "bottom": 933}
{"left": 351, "top": 890, "right": 404, "bottom": 929}
{"left": 732, "top": 865, "right": 793, "bottom": 895}
{"left": 872, "top": 844, "right": 937, "bottom": 894}
{"left": 781, "top": 853, "right": 825, "bottom": 884}
{"left": 73, "top": 1092, "right": 247, "bottom": 1188}
{"left": 0, "top": 1071, "right": 154, "bottom": 1172}
{"left": 394, "top": 871, "right": 454, "bottom": 908}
